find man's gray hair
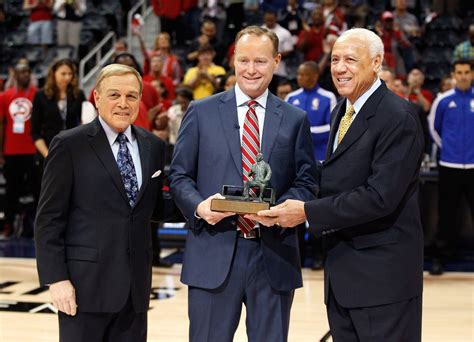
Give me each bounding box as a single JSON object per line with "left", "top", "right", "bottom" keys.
{"left": 339, "top": 28, "right": 384, "bottom": 71}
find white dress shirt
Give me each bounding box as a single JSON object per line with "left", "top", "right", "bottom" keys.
{"left": 234, "top": 83, "right": 268, "bottom": 144}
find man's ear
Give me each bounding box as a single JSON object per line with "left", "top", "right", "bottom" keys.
{"left": 93, "top": 89, "right": 100, "bottom": 110}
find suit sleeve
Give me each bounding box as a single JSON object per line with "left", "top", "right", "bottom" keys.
{"left": 277, "top": 112, "right": 319, "bottom": 203}
{"left": 305, "top": 110, "right": 423, "bottom": 235}
{"left": 34, "top": 133, "right": 73, "bottom": 285}
{"left": 168, "top": 103, "right": 204, "bottom": 230}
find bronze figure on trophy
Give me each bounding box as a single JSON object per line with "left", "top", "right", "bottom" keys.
{"left": 211, "top": 152, "right": 275, "bottom": 214}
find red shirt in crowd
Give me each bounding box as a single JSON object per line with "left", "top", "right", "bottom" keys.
{"left": 0, "top": 86, "right": 37, "bottom": 155}
{"left": 142, "top": 74, "right": 175, "bottom": 100}
{"left": 297, "top": 28, "right": 324, "bottom": 62}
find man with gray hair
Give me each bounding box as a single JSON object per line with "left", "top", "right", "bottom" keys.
{"left": 254, "top": 28, "right": 424, "bottom": 340}
{"left": 34, "top": 64, "right": 166, "bottom": 341}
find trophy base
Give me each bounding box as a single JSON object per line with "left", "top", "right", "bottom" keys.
{"left": 211, "top": 198, "right": 270, "bottom": 214}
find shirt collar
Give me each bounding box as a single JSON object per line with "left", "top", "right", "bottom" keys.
{"left": 98, "top": 116, "right": 134, "bottom": 146}
{"left": 347, "top": 78, "right": 382, "bottom": 114}
{"left": 234, "top": 83, "right": 268, "bottom": 109}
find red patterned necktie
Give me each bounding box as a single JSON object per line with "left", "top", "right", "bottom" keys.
{"left": 237, "top": 100, "right": 260, "bottom": 234}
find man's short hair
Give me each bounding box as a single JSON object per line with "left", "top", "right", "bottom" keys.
{"left": 300, "top": 61, "right": 320, "bottom": 74}
{"left": 198, "top": 43, "right": 215, "bottom": 55}
{"left": 95, "top": 64, "right": 143, "bottom": 94}
{"left": 452, "top": 58, "right": 472, "bottom": 71}
{"left": 235, "top": 26, "right": 279, "bottom": 57}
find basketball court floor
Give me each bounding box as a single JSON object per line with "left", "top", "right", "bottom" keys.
{"left": 0, "top": 253, "right": 473, "bottom": 341}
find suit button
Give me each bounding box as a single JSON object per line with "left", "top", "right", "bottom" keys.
{"left": 231, "top": 220, "right": 236, "bottom": 225}
{"left": 126, "top": 248, "right": 130, "bottom": 254}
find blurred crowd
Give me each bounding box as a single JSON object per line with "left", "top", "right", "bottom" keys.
{"left": 0, "top": 0, "right": 473, "bottom": 274}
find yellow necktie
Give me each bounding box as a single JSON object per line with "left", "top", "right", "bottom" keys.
{"left": 338, "top": 104, "right": 355, "bottom": 145}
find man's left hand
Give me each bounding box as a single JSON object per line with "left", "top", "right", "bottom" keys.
{"left": 246, "top": 199, "right": 307, "bottom": 228}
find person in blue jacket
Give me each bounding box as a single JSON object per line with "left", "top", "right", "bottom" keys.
{"left": 428, "top": 58, "right": 474, "bottom": 275}
{"left": 286, "top": 61, "right": 336, "bottom": 161}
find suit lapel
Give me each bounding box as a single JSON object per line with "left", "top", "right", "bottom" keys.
{"left": 218, "top": 90, "right": 243, "bottom": 176}
{"left": 134, "top": 126, "right": 150, "bottom": 205}
{"left": 88, "top": 118, "right": 130, "bottom": 205}
{"left": 325, "top": 83, "right": 387, "bottom": 165}
{"left": 261, "top": 93, "right": 283, "bottom": 160}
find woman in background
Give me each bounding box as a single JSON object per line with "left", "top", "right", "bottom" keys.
{"left": 31, "top": 58, "right": 85, "bottom": 158}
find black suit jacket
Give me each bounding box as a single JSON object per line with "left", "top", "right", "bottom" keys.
{"left": 31, "top": 89, "right": 86, "bottom": 147}
{"left": 35, "top": 118, "right": 165, "bottom": 313}
{"left": 305, "top": 82, "right": 424, "bottom": 308}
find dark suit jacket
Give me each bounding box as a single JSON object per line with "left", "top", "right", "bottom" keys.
{"left": 35, "top": 118, "right": 165, "bottom": 313}
{"left": 31, "top": 89, "right": 86, "bottom": 147}
{"left": 305, "top": 82, "right": 424, "bottom": 308}
{"left": 169, "top": 89, "right": 318, "bottom": 292}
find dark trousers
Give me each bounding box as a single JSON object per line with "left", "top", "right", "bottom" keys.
{"left": 4, "top": 154, "right": 39, "bottom": 225}
{"left": 435, "top": 166, "right": 474, "bottom": 255}
{"left": 58, "top": 294, "right": 147, "bottom": 342}
{"left": 188, "top": 236, "right": 294, "bottom": 342}
{"left": 327, "top": 284, "right": 422, "bottom": 341}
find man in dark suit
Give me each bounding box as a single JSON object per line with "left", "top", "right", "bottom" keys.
{"left": 34, "top": 64, "right": 166, "bottom": 341}
{"left": 256, "top": 28, "right": 424, "bottom": 341}
{"left": 169, "top": 26, "right": 318, "bottom": 342}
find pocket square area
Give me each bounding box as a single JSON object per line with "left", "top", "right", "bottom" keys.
{"left": 151, "top": 170, "right": 162, "bottom": 178}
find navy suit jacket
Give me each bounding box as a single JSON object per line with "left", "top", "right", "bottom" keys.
{"left": 170, "top": 89, "right": 318, "bottom": 291}
{"left": 305, "top": 82, "right": 424, "bottom": 308}
{"left": 35, "top": 118, "right": 165, "bottom": 313}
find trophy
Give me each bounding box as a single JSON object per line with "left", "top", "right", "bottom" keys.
{"left": 211, "top": 153, "right": 276, "bottom": 214}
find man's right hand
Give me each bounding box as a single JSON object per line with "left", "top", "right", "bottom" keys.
{"left": 196, "top": 193, "right": 235, "bottom": 225}
{"left": 49, "top": 280, "right": 77, "bottom": 316}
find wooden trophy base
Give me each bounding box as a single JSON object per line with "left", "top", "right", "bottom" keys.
{"left": 211, "top": 198, "right": 270, "bottom": 214}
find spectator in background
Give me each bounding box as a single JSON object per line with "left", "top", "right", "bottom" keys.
{"left": 167, "top": 87, "right": 193, "bottom": 146}
{"left": 53, "top": 0, "right": 86, "bottom": 59}
{"left": 0, "top": 63, "right": 39, "bottom": 238}
{"left": 4, "top": 57, "right": 38, "bottom": 90}
{"left": 223, "top": 72, "right": 237, "bottom": 91}
{"left": 407, "top": 68, "right": 433, "bottom": 113}
{"left": 322, "top": 0, "right": 346, "bottom": 37}
{"left": 439, "top": 75, "right": 455, "bottom": 93}
{"left": 393, "top": 0, "right": 420, "bottom": 39}
{"left": 153, "top": 32, "right": 182, "bottom": 86}
{"left": 376, "top": 11, "right": 411, "bottom": 72}
{"left": 297, "top": 8, "right": 325, "bottom": 62}
{"left": 23, "top": 0, "right": 54, "bottom": 55}
{"left": 143, "top": 55, "right": 176, "bottom": 101}
{"left": 262, "top": 9, "right": 295, "bottom": 89}
{"left": 135, "top": 31, "right": 182, "bottom": 86}
{"left": 452, "top": 24, "right": 474, "bottom": 62}
{"left": 243, "top": 0, "right": 261, "bottom": 26}
{"left": 276, "top": 79, "right": 293, "bottom": 100}
{"left": 183, "top": 44, "right": 226, "bottom": 100}
{"left": 286, "top": 61, "right": 336, "bottom": 162}
{"left": 31, "top": 58, "right": 86, "bottom": 159}
{"left": 279, "top": 0, "right": 308, "bottom": 42}
{"left": 379, "top": 67, "right": 397, "bottom": 92}
{"left": 186, "top": 20, "right": 226, "bottom": 66}
{"left": 428, "top": 59, "right": 474, "bottom": 275}
{"left": 393, "top": 78, "right": 409, "bottom": 98}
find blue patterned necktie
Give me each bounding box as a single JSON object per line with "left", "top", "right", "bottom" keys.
{"left": 116, "top": 133, "right": 139, "bottom": 207}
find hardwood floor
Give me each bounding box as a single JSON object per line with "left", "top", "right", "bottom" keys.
{"left": 0, "top": 258, "right": 472, "bottom": 341}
